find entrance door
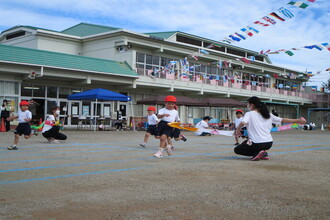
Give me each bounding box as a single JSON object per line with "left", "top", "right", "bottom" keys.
{"left": 119, "top": 104, "right": 127, "bottom": 119}
{"left": 60, "top": 101, "right": 68, "bottom": 125}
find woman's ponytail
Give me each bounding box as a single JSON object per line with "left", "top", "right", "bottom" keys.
{"left": 259, "top": 102, "right": 270, "bottom": 119}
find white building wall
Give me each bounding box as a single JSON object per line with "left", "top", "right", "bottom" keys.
{"left": 1, "top": 33, "right": 38, "bottom": 49}
{"left": 36, "top": 36, "right": 81, "bottom": 55}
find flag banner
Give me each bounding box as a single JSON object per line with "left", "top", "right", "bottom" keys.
{"left": 278, "top": 7, "right": 294, "bottom": 18}
{"left": 311, "top": 86, "right": 317, "bottom": 91}
{"left": 269, "top": 12, "right": 285, "bottom": 21}
{"left": 273, "top": 74, "right": 279, "bottom": 79}
{"left": 248, "top": 56, "right": 256, "bottom": 61}
{"left": 239, "top": 57, "right": 251, "bottom": 64}
{"left": 248, "top": 26, "right": 259, "bottom": 34}
{"left": 285, "top": 51, "right": 294, "bottom": 56}
{"left": 241, "top": 28, "right": 253, "bottom": 36}
{"left": 298, "top": 74, "right": 304, "bottom": 78}
{"left": 262, "top": 16, "right": 277, "bottom": 24}
{"left": 307, "top": 0, "right": 316, "bottom": 2}
{"left": 254, "top": 21, "right": 270, "bottom": 27}
{"left": 170, "top": 61, "right": 176, "bottom": 65}
{"left": 229, "top": 34, "right": 241, "bottom": 42}
{"left": 205, "top": 44, "right": 214, "bottom": 49}
{"left": 200, "top": 49, "right": 209, "bottom": 54}
{"left": 260, "top": 50, "right": 264, "bottom": 54}
{"left": 288, "top": 1, "right": 309, "bottom": 9}
{"left": 235, "top": 32, "right": 246, "bottom": 40}
{"left": 316, "top": 71, "right": 321, "bottom": 74}
{"left": 326, "top": 68, "right": 330, "bottom": 71}
{"left": 321, "top": 43, "right": 330, "bottom": 51}
{"left": 222, "top": 38, "right": 233, "bottom": 44}
{"left": 305, "top": 45, "right": 323, "bottom": 50}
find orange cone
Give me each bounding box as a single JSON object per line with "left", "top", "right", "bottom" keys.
{"left": 38, "top": 118, "right": 43, "bottom": 131}
{"left": 0, "top": 118, "right": 6, "bottom": 132}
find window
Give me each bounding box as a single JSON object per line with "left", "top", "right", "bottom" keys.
{"left": 47, "top": 86, "right": 57, "bottom": 98}
{"left": 6, "top": 31, "right": 25, "bottom": 40}
{"left": 176, "top": 35, "right": 202, "bottom": 46}
{"left": 59, "top": 87, "right": 72, "bottom": 98}
{"left": 227, "top": 48, "right": 245, "bottom": 57}
{"left": 136, "top": 53, "right": 145, "bottom": 63}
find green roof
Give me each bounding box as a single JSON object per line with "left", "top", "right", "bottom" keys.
{"left": 0, "top": 44, "right": 138, "bottom": 77}
{"left": 145, "top": 31, "right": 178, "bottom": 39}
{"left": 61, "top": 23, "right": 119, "bottom": 37}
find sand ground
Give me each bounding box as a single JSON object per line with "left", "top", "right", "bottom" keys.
{"left": 0, "top": 129, "right": 329, "bottom": 220}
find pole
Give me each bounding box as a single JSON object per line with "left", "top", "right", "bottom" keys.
{"left": 94, "top": 99, "right": 98, "bottom": 132}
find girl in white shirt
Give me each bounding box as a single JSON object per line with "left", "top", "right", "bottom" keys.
{"left": 140, "top": 106, "right": 159, "bottom": 148}
{"left": 154, "top": 96, "right": 186, "bottom": 158}
{"left": 42, "top": 106, "right": 67, "bottom": 143}
{"left": 235, "top": 96, "right": 306, "bottom": 161}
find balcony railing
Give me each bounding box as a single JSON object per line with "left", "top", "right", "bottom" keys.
{"left": 137, "top": 68, "right": 313, "bottom": 100}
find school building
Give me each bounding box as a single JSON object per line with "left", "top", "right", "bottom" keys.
{"left": 0, "top": 23, "right": 328, "bottom": 127}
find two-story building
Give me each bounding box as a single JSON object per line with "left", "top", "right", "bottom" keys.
{"left": 0, "top": 22, "right": 318, "bottom": 127}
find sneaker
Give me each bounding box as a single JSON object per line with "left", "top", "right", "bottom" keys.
{"left": 171, "top": 145, "right": 174, "bottom": 151}
{"left": 8, "top": 145, "right": 18, "bottom": 150}
{"left": 154, "top": 150, "right": 163, "bottom": 158}
{"left": 34, "top": 131, "right": 39, "bottom": 136}
{"left": 140, "top": 143, "right": 147, "bottom": 148}
{"left": 49, "top": 140, "right": 61, "bottom": 144}
{"left": 166, "top": 145, "right": 172, "bottom": 156}
{"left": 261, "top": 152, "right": 270, "bottom": 160}
{"left": 180, "top": 134, "right": 187, "bottom": 142}
{"left": 251, "top": 150, "right": 266, "bottom": 161}
{"left": 234, "top": 142, "right": 239, "bottom": 146}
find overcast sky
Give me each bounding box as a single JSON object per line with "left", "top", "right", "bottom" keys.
{"left": 0, "top": 0, "right": 329, "bottom": 89}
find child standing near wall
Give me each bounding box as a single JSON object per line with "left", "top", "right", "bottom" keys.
{"left": 140, "top": 106, "right": 159, "bottom": 148}
{"left": 7, "top": 100, "right": 35, "bottom": 150}
{"left": 154, "top": 96, "right": 187, "bottom": 158}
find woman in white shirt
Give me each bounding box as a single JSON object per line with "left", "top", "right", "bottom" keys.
{"left": 235, "top": 96, "right": 306, "bottom": 161}
{"left": 42, "top": 106, "right": 67, "bottom": 143}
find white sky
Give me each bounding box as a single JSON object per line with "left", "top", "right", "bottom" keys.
{"left": 0, "top": 0, "right": 329, "bottom": 89}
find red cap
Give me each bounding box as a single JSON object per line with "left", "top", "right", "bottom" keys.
{"left": 147, "top": 106, "right": 156, "bottom": 111}
{"left": 20, "top": 100, "right": 29, "bottom": 106}
{"left": 164, "top": 95, "right": 176, "bottom": 103}
{"left": 236, "top": 109, "right": 244, "bottom": 114}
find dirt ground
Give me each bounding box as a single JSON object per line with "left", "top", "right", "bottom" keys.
{"left": 0, "top": 129, "right": 329, "bottom": 220}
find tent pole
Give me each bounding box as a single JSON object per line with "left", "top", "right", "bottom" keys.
{"left": 94, "top": 99, "right": 98, "bottom": 132}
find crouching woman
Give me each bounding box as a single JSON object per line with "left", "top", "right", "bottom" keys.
{"left": 42, "top": 106, "right": 67, "bottom": 143}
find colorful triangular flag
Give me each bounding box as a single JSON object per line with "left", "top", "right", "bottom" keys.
{"left": 288, "top": 1, "right": 309, "bottom": 9}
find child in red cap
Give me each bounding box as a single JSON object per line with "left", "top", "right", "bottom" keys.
{"left": 7, "top": 100, "right": 36, "bottom": 150}
{"left": 233, "top": 109, "right": 246, "bottom": 145}
{"left": 140, "top": 106, "right": 159, "bottom": 148}
{"left": 154, "top": 96, "right": 187, "bottom": 158}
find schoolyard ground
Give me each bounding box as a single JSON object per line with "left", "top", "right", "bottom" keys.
{"left": 0, "top": 129, "right": 329, "bottom": 219}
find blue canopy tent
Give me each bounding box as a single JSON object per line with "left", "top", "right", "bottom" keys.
{"left": 67, "top": 88, "right": 131, "bottom": 131}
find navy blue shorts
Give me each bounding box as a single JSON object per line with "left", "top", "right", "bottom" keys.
{"left": 171, "top": 128, "right": 180, "bottom": 138}
{"left": 147, "top": 125, "right": 158, "bottom": 136}
{"left": 157, "top": 121, "right": 175, "bottom": 137}
{"left": 14, "top": 123, "right": 31, "bottom": 136}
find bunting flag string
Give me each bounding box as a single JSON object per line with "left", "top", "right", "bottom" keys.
{"left": 222, "top": 0, "right": 317, "bottom": 44}
{"left": 260, "top": 42, "right": 329, "bottom": 56}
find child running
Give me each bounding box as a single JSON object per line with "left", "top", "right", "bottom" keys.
{"left": 235, "top": 96, "right": 306, "bottom": 161}
{"left": 7, "top": 100, "right": 35, "bottom": 150}
{"left": 140, "top": 106, "right": 159, "bottom": 148}
{"left": 42, "top": 106, "right": 67, "bottom": 143}
{"left": 154, "top": 95, "right": 187, "bottom": 158}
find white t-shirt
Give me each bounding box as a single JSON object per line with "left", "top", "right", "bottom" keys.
{"left": 234, "top": 117, "right": 244, "bottom": 128}
{"left": 158, "top": 108, "right": 180, "bottom": 122}
{"left": 42, "top": 115, "right": 56, "bottom": 133}
{"left": 17, "top": 109, "right": 32, "bottom": 123}
{"left": 148, "top": 114, "right": 159, "bottom": 125}
{"left": 242, "top": 111, "right": 282, "bottom": 143}
{"left": 194, "top": 120, "right": 209, "bottom": 135}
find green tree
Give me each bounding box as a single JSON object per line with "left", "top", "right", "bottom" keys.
{"left": 322, "top": 78, "right": 330, "bottom": 92}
